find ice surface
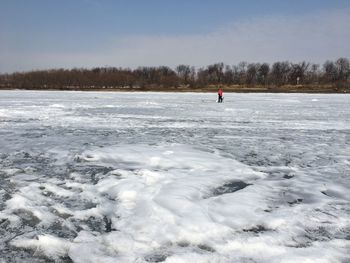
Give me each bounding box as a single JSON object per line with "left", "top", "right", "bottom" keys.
{"left": 0, "top": 91, "right": 349, "bottom": 262}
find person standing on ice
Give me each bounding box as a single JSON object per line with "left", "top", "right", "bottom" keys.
{"left": 218, "top": 86, "right": 223, "bottom": 103}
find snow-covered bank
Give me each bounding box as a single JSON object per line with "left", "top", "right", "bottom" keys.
{"left": 0, "top": 91, "right": 349, "bottom": 262}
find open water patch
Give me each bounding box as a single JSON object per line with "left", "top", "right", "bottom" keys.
{"left": 211, "top": 180, "right": 251, "bottom": 197}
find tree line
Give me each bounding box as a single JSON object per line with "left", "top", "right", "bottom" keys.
{"left": 0, "top": 58, "right": 349, "bottom": 91}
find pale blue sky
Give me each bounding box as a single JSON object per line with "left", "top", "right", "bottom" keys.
{"left": 1, "top": 0, "right": 350, "bottom": 73}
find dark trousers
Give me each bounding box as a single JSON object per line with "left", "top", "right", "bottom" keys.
{"left": 218, "top": 95, "right": 223, "bottom": 103}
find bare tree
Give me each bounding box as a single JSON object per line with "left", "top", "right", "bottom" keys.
{"left": 176, "top": 65, "right": 191, "bottom": 85}
{"left": 1, "top": 58, "right": 349, "bottom": 90}
{"left": 237, "top": 62, "right": 247, "bottom": 85}
{"left": 323, "top": 61, "right": 338, "bottom": 83}
{"left": 207, "top": 63, "right": 224, "bottom": 84}
{"left": 271, "top": 61, "right": 291, "bottom": 86}
{"left": 289, "top": 62, "right": 310, "bottom": 85}
{"left": 335, "top": 57, "right": 350, "bottom": 82}
{"left": 223, "top": 65, "right": 234, "bottom": 85}
{"left": 257, "top": 63, "right": 269, "bottom": 85}
{"left": 246, "top": 63, "right": 259, "bottom": 85}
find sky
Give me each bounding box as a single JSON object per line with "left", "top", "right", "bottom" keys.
{"left": 0, "top": 0, "right": 350, "bottom": 73}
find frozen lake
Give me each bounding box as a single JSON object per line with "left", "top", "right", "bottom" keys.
{"left": 0, "top": 91, "right": 349, "bottom": 263}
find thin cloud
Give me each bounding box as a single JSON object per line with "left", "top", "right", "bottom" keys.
{"left": 1, "top": 7, "right": 349, "bottom": 73}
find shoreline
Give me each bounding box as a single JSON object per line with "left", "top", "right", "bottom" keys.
{"left": 0, "top": 88, "right": 349, "bottom": 94}
{"left": 0, "top": 85, "right": 350, "bottom": 94}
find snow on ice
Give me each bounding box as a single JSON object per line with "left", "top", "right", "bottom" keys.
{"left": 0, "top": 91, "right": 349, "bottom": 262}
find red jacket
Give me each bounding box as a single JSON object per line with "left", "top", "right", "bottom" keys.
{"left": 218, "top": 88, "right": 223, "bottom": 96}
